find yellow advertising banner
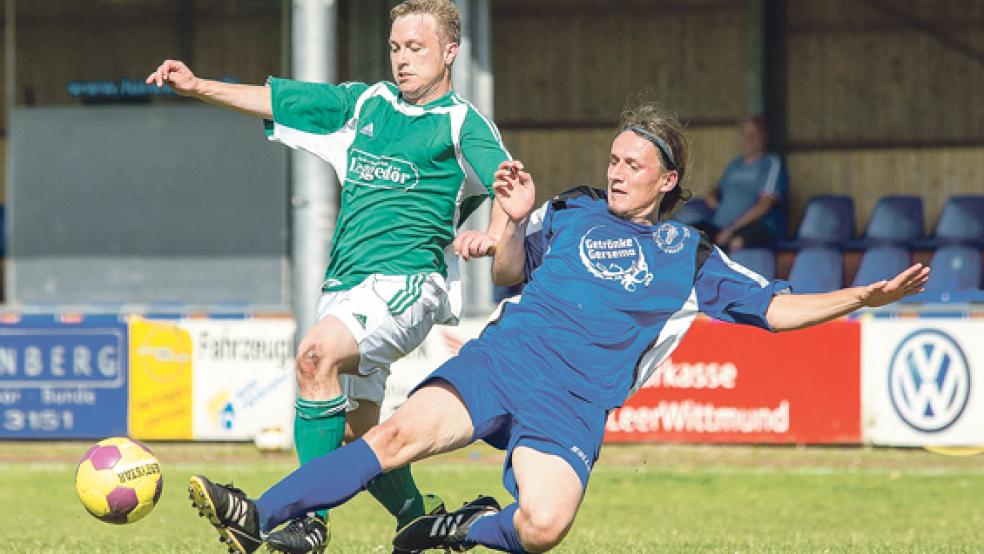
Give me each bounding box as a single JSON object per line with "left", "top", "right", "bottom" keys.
{"left": 128, "top": 317, "right": 194, "bottom": 439}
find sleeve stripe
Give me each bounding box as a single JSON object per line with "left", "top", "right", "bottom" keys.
{"left": 456, "top": 94, "right": 500, "bottom": 140}
{"left": 762, "top": 154, "right": 781, "bottom": 195}
{"left": 715, "top": 246, "right": 769, "bottom": 287}
{"left": 461, "top": 99, "right": 510, "bottom": 157}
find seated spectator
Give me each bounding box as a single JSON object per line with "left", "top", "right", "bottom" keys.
{"left": 694, "top": 115, "right": 788, "bottom": 251}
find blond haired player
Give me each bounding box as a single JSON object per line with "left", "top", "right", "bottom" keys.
{"left": 148, "top": 1, "right": 508, "bottom": 552}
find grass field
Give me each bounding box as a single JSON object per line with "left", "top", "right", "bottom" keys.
{"left": 1, "top": 441, "right": 982, "bottom": 553}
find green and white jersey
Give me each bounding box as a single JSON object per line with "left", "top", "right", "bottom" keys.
{"left": 264, "top": 78, "right": 510, "bottom": 321}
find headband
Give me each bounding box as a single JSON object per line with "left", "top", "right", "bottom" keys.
{"left": 626, "top": 125, "right": 677, "bottom": 170}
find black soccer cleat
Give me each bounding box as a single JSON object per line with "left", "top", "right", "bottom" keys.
{"left": 265, "top": 516, "right": 328, "bottom": 554}
{"left": 188, "top": 475, "right": 264, "bottom": 554}
{"left": 392, "top": 493, "right": 448, "bottom": 554}
{"left": 392, "top": 496, "right": 501, "bottom": 553}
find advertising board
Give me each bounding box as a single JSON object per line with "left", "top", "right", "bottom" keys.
{"left": 0, "top": 314, "right": 128, "bottom": 438}
{"left": 862, "top": 318, "right": 984, "bottom": 446}
{"left": 607, "top": 319, "right": 862, "bottom": 444}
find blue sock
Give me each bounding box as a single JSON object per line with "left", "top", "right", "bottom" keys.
{"left": 464, "top": 502, "right": 527, "bottom": 553}
{"left": 255, "top": 438, "right": 382, "bottom": 533}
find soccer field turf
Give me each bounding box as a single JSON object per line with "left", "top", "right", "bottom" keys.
{"left": 1, "top": 442, "right": 982, "bottom": 553}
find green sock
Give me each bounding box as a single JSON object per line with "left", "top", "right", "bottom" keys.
{"left": 367, "top": 464, "right": 431, "bottom": 529}
{"left": 294, "top": 395, "right": 348, "bottom": 520}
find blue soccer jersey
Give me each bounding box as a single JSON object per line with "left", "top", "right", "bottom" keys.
{"left": 480, "top": 187, "right": 790, "bottom": 410}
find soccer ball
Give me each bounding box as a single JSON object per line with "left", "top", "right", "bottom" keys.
{"left": 75, "top": 437, "right": 163, "bottom": 524}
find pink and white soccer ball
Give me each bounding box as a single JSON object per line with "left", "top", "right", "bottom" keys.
{"left": 75, "top": 437, "right": 164, "bottom": 524}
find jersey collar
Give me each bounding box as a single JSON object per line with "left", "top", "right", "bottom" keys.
{"left": 397, "top": 88, "right": 458, "bottom": 109}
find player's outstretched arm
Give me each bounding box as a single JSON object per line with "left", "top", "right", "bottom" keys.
{"left": 145, "top": 59, "right": 273, "bottom": 119}
{"left": 765, "top": 263, "right": 930, "bottom": 331}
{"left": 491, "top": 160, "right": 536, "bottom": 286}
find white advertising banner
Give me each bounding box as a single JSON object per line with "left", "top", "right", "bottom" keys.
{"left": 184, "top": 319, "right": 296, "bottom": 441}
{"left": 862, "top": 318, "right": 983, "bottom": 446}
{"left": 381, "top": 318, "right": 488, "bottom": 420}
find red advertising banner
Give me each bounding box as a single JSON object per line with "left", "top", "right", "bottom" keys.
{"left": 605, "top": 318, "right": 861, "bottom": 444}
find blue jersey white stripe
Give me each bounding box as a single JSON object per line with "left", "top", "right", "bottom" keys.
{"left": 480, "top": 187, "right": 789, "bottom": 409}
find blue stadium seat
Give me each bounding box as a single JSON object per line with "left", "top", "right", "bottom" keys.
{"left": 850, "top": 246, "right": 910, "bottom": 287}
{"left": 673, "top": 197, "right": 712, "bottom": 226}
{"left": 914, "top": 195, "right": 984, "bottom": 248}
{"left": 778, "top": 195, "right": 855, "bottom": 249}
{"left": 845, "top": 195, "right": 923, "bottom": 249}
{"left": 729, "top": 248, "right": 776, "bottom": 280}
{"left": 903, "top": 245, "right": 984, "bottom": 303}
{"left": 787, "top": 247, "right": 843, "bottom": 293}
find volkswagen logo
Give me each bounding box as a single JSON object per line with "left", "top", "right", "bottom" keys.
{"left": 888, "top": 329, "right": 971, "bottom": 433}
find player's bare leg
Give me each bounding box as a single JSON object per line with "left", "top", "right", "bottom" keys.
{"left": 190, "top": 385, "right": 472, "bottom": 553}
{"left": 296, "top": 315, "right": 361, "bottom": 400}
{"left": 511, "top": 447, "right": 584, "bottom": 552}
{"left": 267, "top": 382, "right": 467, "bottom": 553}
{"left": 349, "top": 400, "right": 449, "bottom": 521}
{"left": 246, "top": 382, "right": 475, "bottom": 534}
{"left": 346, "top": 394, "right": 449, "bottom": 554}
{"left": 344, "top": 400, "right": 380, "bottom": 441}
{"left": 393, "top": 444, "right": 584, "bottom": 553}
{"left": 292, "top": 315, "right": 361, "bottom": 474}
{"left": 364, "top": 380, "right": 475, "bottom": 466}
{"left": 266, "top": 316, "right": 360, "bottom": 553}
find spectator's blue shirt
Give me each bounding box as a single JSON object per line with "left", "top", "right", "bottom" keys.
{"left": 479, "top": 187, "right": 789, "bottom": 410}
{"left": 710, "top": 153, "right": 788, "bottom": 236}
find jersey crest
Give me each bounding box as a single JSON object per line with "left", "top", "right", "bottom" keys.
{"left": 653, "top": 222, "right": 690, "bottom": 254}
{"left": 578, "top": 225, "right": 653, "bottom": 291}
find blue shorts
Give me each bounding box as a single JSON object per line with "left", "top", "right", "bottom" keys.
{"left": 415, "top": 341, "right": 607, "bottom": 497}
